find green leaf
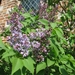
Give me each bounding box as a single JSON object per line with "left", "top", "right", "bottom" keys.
{"left": 58, "top": 28, "right": 64, "bottom": 35}
{"left": 38, "top": 19, "right": 49, "bottom": 25}
{"left": 62, "top": 55, "right": 69, "bottom": 60}
{"left": 25, "top": 19, "right": 32, "bottom": 24}
{"left": 59, "top": 46, "right": 65, "bottom": 54}
{"left": 37, "top": 70, "right": 45, "bottom": 75}
{"left": 13, "top": 69, "right": 21, "bottom": 75}
{"left": 36, "top": 62, "right": 46, "bottom": 74}
{"left": 27, "top": 28, "right": 31, "bottom": 33}
{"left": 50, "top": 73, "right": 54, "bottom": 75}
{"left": 67, "top": 54, "right": 75, "bottom": 67}
{"left": 70, "top": 60, "right": 75, "bottom": 67}
{"left": 53, "top": 38, "right": 65, "bottom": 54}
{"left": 54, "top": 28, "right": 63, "bottom": 38}
{"left": 59, "top": 57, "right": 68, "bottom": 64}
{"left": 11, "top": 57, "right": 23, "bottom": 75}
{"left": 30, "top": 17, "right": 36, "bottom": 22}
{"left": 50, "top": 22, "right": 57, "bottom": 29}
{"left": 2, "top": 50, "right": 16, "bottom": 59}
{"left": 21, "top": 13, "right": 31, "bottom": 18}
{"left": 21, "top": 21, "right": 27, "bottom": 27}
{"left": 0, "top": 38, "right": 7, "bottom": 50}
{"left": 66, "top": 62, "right": 74, "bottom": 70}
{"left": 47, "top": 58, "right": 55, "bottom": 67}
{"left": 59, "top": 67, "right": 69, "bottom": 75}
{"left": 73, "top": 4, "right": 75, "bottom": 10}
{"left": 22, "top": 58, "right": 35, "bottom": 74}
{"left": 28, "top": 57, "right": 35, "bottom": 64}
{"left": 65, "top": 13, "right": 71, "bottom": 19}
{"left": 45, "top": 25, "right": 49, "bottom": 30}
{"left": 50, "top": 39, "right": 59, "bottom": 57}
{"left": 38, "top": 19, "right": 49, "bottom": 29}
{"left": 67, "top": 54, "right": 75, "bottom": 60}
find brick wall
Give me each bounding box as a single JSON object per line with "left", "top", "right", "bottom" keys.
{"left": 0, "top": 0, "right": 21, "bottom": 42}
{"left": 0, "top": 0, "right": 20, "bottom": 33}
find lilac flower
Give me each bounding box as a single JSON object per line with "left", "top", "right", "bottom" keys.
{"left": 20, "top": 50, "right": 29, "bottom": 57}
{"left": 29, "top": 32, "right": 38, "bottom": 39}
{"left": 38, "top": 31, "right": 46, "bottom": 38}
{"left": 20, "top": 39, "right": 31, "bottom": 48}
{"left": 29, "top": 28, "right": 47, "bottom": 39}
{"left": 18, "top": 4, "right": 25, "bottom": 13}
{"left": 9, "top": 12, "right": 24, "bottom": 27}
{"left": 22, "top": 34, "right": 29, "bottom": 41}
{"left": 37, "top": 55, "right": 44, "bottom": 62}
{"left": 32, "top": 41, "right": 40, "bottom": 48}
{"left": 23, "top": 50, "right": 29, "bottom": 57}
{"left": 12, "top": 31, "right": 22, "bottom": 38}
{"left": 41, "top": 46, "right": 47, "bottom": 53}
{"left": 18, "top": 4, "right": 23, "bottom": 10}
{"left": 19, "top": 15, "right": 25, "bottom": 21}
{"left": 17, "top": 21, "right": 23, "bottom": 29}
{"left": 13, "top": 43, "right": 21, "bottom": 51}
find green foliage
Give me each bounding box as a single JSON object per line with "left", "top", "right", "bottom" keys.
{"left": 21, "top": 12, "right": 38, "bottom": 34}
{"left": 47, "top": 58, "right": 55, "bottom": 67}
{"left": 0, "top": 38, "right": 7, "bottom": 50}
{"left": 0, "top": 0, "right": 75, "bottom": 75}
{"left": 36, "top": 62, "right": 46, "bottom": 74}
{"left": 48, "top": 0, "right": 62, "bottom": 6}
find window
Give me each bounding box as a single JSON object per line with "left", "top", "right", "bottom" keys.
{"left": 21, "top": 0, "right": 40, "bottom": 12}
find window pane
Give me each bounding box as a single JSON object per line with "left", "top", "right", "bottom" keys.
{"left": 21, "top": 0, "right": 40, "bottom": 11}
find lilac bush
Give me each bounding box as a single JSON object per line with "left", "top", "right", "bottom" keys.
{"left": 1, "top": 1, "right": 75, "bottom": 75}
{"left": 7, "top": 4, "right": 50, "bottom": 62}
{"left": 7, "top": 26, "right": 50, "bottom": 61}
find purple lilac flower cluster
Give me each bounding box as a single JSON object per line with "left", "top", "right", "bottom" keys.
{"left": 7, "top": 26, "right": 50, "bottom": 61}
{"left": 7, "top": 9, "right": 31, "bottom": 57}
{"left": 39, "top": 0, "right": 57, "bottom": 22}
{"left": 7, "top": 4, "right": 50, "bottom": 62}
{"left": 29, "top": 28, "right": 46, "bottom": 39}
{"left": 7, "top": 26, "right": 50, "bottom": 60}
{"left": 8, "top": 12, "right": 24, "bottom": 26}
{"left": 29, "top": 28, "right": 50, "bottom": 62}
{"left": 8, "top": 37, "right": 30, "bottom": 57}
{"left": 7, "top": 33, "right": 31, "bottom": 57}
{"left": 18, "top": 4, "right": 25, "bottom": 13}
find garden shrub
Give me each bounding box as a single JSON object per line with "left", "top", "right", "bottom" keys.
{"left": 0, "top": 0, "right": 75, "bottom": 75}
